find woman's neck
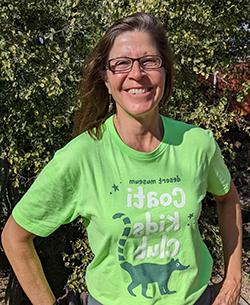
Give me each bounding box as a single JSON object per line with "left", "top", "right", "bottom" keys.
{"left": 113, "top": 112, "right": 164, "bottom": 152}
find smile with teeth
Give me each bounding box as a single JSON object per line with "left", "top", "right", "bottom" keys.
{"left": 127, "top": 88, "right": 150, "bottom": 95}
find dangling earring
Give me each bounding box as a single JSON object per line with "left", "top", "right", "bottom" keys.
{"left": 108, "top": 94, "right": 113, "bottom": 112}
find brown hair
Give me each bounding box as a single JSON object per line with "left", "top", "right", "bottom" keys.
{"left": 73, "top": 12, "right": 174, "bottom": 139}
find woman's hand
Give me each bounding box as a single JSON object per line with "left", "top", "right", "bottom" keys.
{"left": 212, "top": 279, "right": 241, "bottom": 305}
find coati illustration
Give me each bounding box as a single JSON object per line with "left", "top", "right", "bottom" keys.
{"left": 113, "top": 212, "right": 189, "bottom": 299}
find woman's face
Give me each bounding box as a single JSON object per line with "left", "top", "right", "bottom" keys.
{"left": 104, "top": 31, "right": 166, "bottom": 120}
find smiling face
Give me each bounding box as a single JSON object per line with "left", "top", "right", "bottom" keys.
{"left": 104, "top": 31, "right": 166, "bottom": 120}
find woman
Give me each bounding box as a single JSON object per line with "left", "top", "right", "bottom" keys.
{"left": 1, "top": 12, "right": 242, "bottom": 305}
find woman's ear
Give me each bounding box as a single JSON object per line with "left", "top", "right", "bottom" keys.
{"left": 103, "top": 72, "right": 112, "bottom": 94}
{"left": 104, "top": 77, "right": 112, "bottom": 94}
{"left": 105, "top": 82, "right": 112, "bottom": 95}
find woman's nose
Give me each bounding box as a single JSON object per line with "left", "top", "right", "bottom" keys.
{"left": 128, "top": 60, "right": 145, "bottom": 79}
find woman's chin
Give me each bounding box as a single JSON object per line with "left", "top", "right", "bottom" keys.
{"left": 117, "top": 103, "right": 159, "bottom": 119}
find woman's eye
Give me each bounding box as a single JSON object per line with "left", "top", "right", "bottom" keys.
{"left": 142, "top": 59, "right": 156, "bottom": 67}
{"left": 115, "top": 60, "right": 130, "bottom": 66}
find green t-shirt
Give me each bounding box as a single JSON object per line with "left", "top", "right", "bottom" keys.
{"left": 13, "top": 115, "right": 231, "bottom": 305}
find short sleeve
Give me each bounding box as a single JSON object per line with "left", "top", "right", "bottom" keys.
{"left": 207, "top": 140, "right": 231, "bottom": 196}
{"left": 12, "top": 152, "right": 80, "bottom": 237}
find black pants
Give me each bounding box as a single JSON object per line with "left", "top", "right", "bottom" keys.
{"left": 86, "top": 294, "right": 103, "bottom": 305}
{"left": 194, "top": 283, "right": 221, "bottom": 305}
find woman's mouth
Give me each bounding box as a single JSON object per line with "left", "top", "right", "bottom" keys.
{"left": 126, "top": 87, "right": 152, "bottom": 95}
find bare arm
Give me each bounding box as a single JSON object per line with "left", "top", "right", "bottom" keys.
{"left": 212, "top": 181, "right": 242, "bottom": 305}
{"left": 1, "top": 216, "right": 56, "bottom": 305}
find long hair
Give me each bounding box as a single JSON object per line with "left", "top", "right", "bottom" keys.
{"left": 73, "top": 12, "right": 174, "bottom": 139}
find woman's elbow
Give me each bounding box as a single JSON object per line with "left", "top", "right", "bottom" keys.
{"left": 1, "top": 215, "right": 34, "bottom": 254}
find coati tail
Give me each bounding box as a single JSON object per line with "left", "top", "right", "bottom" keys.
{"left": 112, "top": 213, "right": 131, "bottom": 262}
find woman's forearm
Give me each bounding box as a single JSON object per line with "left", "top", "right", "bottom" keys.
{"left": 212, "top": 182, "right": 242, "bottom": 305}
{"left": 1, "top": 216, "right": 56, "bottom": 305}
{"left": 215, "top": 182, "right": 242, "bottom": 281}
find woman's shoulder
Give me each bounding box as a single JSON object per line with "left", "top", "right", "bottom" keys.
{"left": 59, "top": 131, "right": 97, "bottom": 153}
{"left": 162, "top": 115, "right": 215, "bottom": 148}
{"left": 51, "top": 131, "right": 105, "bottom": 168}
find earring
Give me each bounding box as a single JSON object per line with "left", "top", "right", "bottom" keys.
{"left": 108, "top": 95, "right": 113, "bottom": 112}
